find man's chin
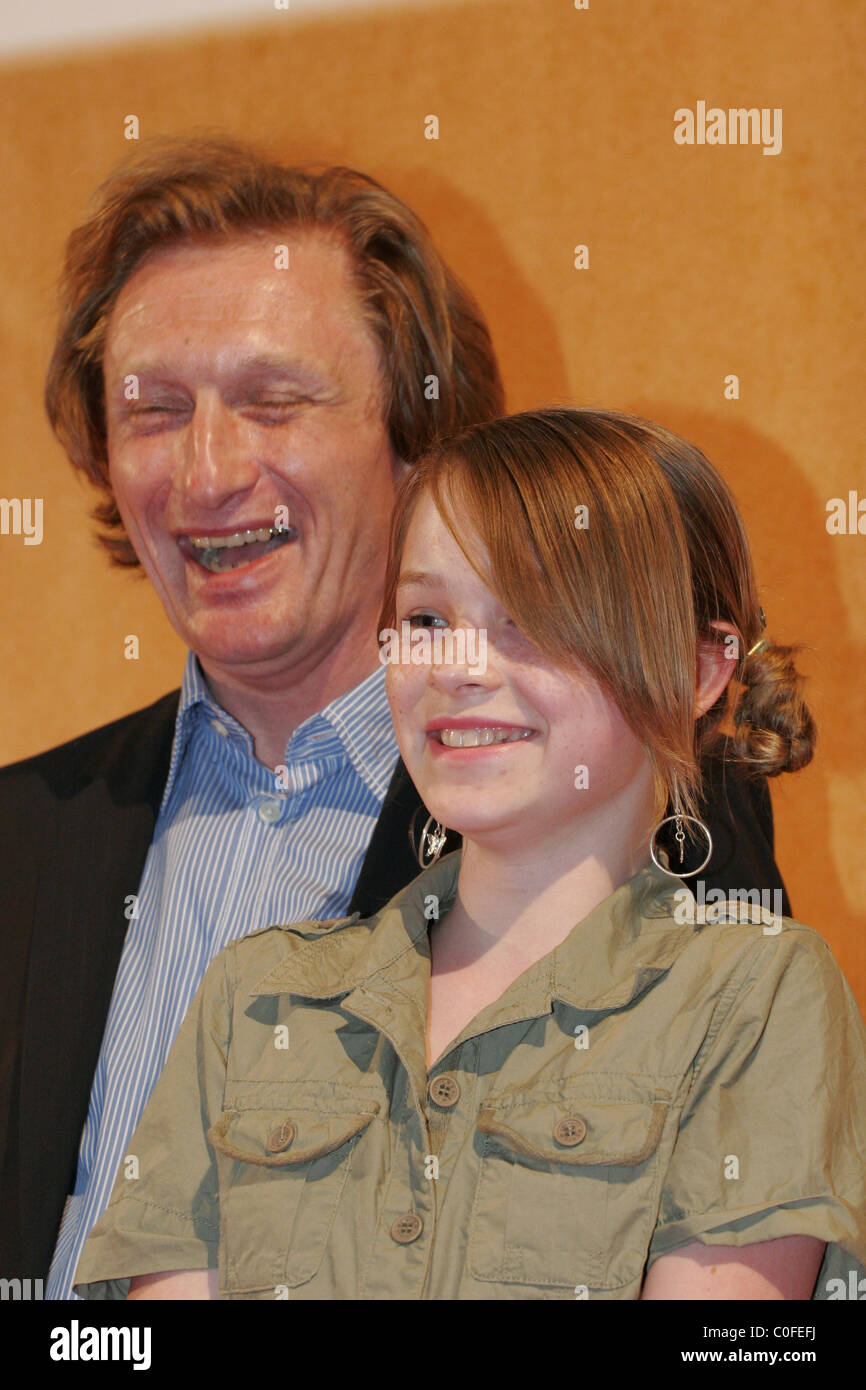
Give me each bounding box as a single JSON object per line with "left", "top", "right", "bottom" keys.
{"left": 177, "top": 617, "right": 304, "bottom": 677}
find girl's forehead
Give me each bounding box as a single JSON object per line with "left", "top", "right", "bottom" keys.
{"left": 405, "top": 488, "right": 446, "bottom": 532}
{"left": 401, "top": 496, "right": 454, "bottom": 561}
{"left": 402, "top": 499, "right": 495, "bottom": 586}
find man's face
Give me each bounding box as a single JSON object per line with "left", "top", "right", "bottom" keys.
{"left": 103, "top": 231, "right": 405, "bottom": 681}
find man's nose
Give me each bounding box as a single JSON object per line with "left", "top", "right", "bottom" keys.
{"left": 174, "top": 392, "right": 259, "bottom": 508}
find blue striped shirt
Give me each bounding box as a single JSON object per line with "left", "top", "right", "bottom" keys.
{"left": 47, "top": 652, "right": 400, "bottom": 1299}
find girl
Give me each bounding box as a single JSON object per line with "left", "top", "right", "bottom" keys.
{"left": 74, "top": 408, "right": 866, "bottom": 1299}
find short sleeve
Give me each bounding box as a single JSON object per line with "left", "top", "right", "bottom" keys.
{"left": 72, "top": 947, "right": 233, "bottom": 1299}
{"left": 648, "top": 923, "right": 866, "bottom": 1298}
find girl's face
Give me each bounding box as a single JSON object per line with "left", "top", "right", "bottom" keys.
{"left": 385, "top": 492, "right": 656, "bottom": 859}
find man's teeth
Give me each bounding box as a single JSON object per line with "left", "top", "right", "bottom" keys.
{"left": 190, "top": 527, "right": 286, "bottom": 550}
{"left": 438, "top": 727, "right": 533, "bottom": 748}
{"left": 187, "top": 526, "right": 295, "bottom": 573}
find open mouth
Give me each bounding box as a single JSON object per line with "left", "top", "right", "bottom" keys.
{"left": 179, "top": 525, "right": 297, "bottom": 574}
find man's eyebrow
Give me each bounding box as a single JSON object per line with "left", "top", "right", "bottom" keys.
{"left": 108, "top": 355, "right": 330, "bottom": 390}
{"left": 226, "top": 356, "right": 330, "bottom": 388}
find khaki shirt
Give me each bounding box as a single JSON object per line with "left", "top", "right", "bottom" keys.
{"left": 75, "top": 852, "right": 866, "bottom": 1300}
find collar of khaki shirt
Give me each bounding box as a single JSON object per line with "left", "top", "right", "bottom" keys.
{"left": 250, "top": 851, "right": 697, "bottom": 1110}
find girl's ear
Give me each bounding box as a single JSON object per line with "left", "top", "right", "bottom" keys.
{"left": 695, "top": 620, "right": 739, "bottom": 720}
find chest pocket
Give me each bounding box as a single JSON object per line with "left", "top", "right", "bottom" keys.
{"left": 208, "top": 1097, "right": 379, "bottom": 1297}
{"left": 468, "top": 1083, "right": 670, "bottom": 1295}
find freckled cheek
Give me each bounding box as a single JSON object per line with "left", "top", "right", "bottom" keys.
{"left": 386, "top": 670, "right": 427, "bottom": 743}
{"left": 571, "top": 713, "right": 645, "bottom": 794}
{"left": 596, "top": 700, "right": 642, "bottom": 760}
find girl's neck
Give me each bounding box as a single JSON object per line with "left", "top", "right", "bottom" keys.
{"left": 434, "top": 809, "right": 653, "bottom": 973}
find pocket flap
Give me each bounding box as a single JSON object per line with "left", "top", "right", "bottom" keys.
{"left": 477, "top": 1093, "right": 667, "bottom": 1167}
{"left": 209, "top": 1104, "right": 378, "bottom": 1166}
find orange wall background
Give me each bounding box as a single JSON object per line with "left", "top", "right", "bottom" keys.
{"left": 1, "top": 0, "right": 864, "bottom": 1003}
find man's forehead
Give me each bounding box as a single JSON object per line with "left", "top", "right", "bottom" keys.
{"left": 107, "top": 228, "right": 361, "bottom": 328}
{"left": 103, "top": 227, "right": 376, "bottom": 372}
{"left": 129, "top": 224, "right": 351, "bottom": 275}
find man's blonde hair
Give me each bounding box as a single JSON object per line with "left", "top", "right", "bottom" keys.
{"left": 45, "top": 135, "right": 504, "bottom": 565}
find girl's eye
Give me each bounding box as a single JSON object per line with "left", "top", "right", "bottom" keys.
{"left": 404, "top": 613, "right": 447, "bottom": 629}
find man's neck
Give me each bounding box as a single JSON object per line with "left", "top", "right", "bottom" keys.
{"left": 197, "top": 645, "right": 383, "bottom": 771}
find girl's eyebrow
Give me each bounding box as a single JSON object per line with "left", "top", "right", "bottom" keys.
{"left": 395, "top": 570, "right": 447, "bottom": 589}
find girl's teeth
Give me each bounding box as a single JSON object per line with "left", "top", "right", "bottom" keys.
{"left": 438, "top": 727, "right": 532, "bottom": 748}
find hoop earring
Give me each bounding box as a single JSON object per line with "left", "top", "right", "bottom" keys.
{"left": 410, "top": 811, "right": 448, "bottom": 868}
{"left": 649, "top": 809, "right": 713, "bottom": 878}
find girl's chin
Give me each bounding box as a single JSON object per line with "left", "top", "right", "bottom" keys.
{"left": 411, "top": 776, "right": 542, "bottom": 842}
{"left": 427, "top": 811, "right": 532, "bottom": 843}
{"left": 423, "top": 787, "right": 530, "bottom": 822}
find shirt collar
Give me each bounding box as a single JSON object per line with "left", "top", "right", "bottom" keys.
{"left": 159, "top": 653, "right": 223, "bottom": 810}
{"left": 295, "top": 661, "right": 399, "bottom": 800}
{"left": 250, "top": 852, "right": 698, "bottom": 1115}
{"left": 159, "top": 652, "right": 399, "bottom": 811}
{"left": 251, "top": 849, "right": 698, "bottom": 1015}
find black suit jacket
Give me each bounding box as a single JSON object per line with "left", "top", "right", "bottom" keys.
{"left": 0, "top": 690, "right": 789, "bottom": 1280}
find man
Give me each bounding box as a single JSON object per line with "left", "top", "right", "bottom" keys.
{"left": 0, "top": 136, "right": 789, "bottom": 1297}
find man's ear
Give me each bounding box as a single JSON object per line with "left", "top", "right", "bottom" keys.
{"left": 695, "top": 620, "right": 740, "bottom": 719}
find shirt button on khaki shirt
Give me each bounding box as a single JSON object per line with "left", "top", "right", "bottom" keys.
{"left": 553, "top": 1116, "right": 587, "bottom": 1147}
{"left": 390, "top": 1213, "right": 424, "bottom": 1245}
{"left": 264, "top": 1121, "right": 296, "bottom": 1154}
{"left": 73, "top": 852, "right": 866, "bottom": 1301}
{"left": 428, "top": 1075, "right": 461, "bottom": 1108}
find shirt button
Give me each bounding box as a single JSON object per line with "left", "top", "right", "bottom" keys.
{"left": 265, "top": 1120, "right": 296, "bottom": 1153}
{"left": 390, "top": 1212, "right": 423, "bottom": 1245}
{"left": 257, "top": 799, "right": 282, "bottom": 824}
{"left": 553, "top": 1115, "right": 587, "bottom": 1147}
{"left": 210, "top": 719, "right": 229, "bottom": 738}
{"left": 427, "top": 1074, "right": 461, "bottom": 1108}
